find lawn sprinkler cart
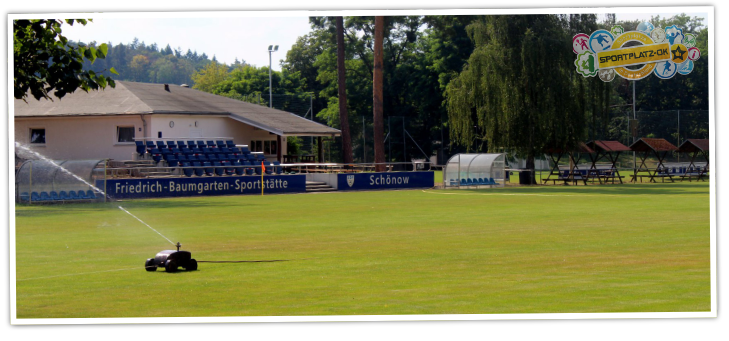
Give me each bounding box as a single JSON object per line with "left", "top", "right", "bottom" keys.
{"left": 145, "top": 242, "right": 198, "bottom": 272}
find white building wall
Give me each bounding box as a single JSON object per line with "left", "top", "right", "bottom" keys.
{"left": 15, "top": 115, "right": 142, "bottom": 161}
{"left": 15, "top": 114, "right": 287, "bottom": 161}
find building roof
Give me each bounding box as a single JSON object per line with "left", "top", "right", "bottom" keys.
{"left": 586, "top": 140, "right": 632, "bottom": 152}
{"left": 677, "top": 139, "right": 710, "bottom": 153}
{"left": 14, "top": 81, "right": 341, "bottom": 137}
{"left": 629, "top": 138, "right": 678, "bottom": 152}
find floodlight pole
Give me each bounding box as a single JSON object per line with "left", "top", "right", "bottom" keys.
{"left": 632, "top": 80, "right": 636, "bottom": 172}
{"left": 268, "top": 45, "right": 278, "bottom": 108}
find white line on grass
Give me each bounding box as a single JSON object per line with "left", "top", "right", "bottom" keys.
{"left": 421, "top": 190, "right": 703, "bottom": 198}
{"left": 17, "top": 267, "right": 140, "bottom": 281}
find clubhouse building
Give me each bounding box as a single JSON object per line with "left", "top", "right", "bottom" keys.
{"left": 14, "top": 81, "right": 340, "bottom": 162}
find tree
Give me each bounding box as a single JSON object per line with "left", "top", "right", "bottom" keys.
{"left": 13, "top": 19, "right": 116, "bottom": 102}
{"left": 130, "top": 55, "right": 150, "bottom": 81}
{"left": 373, "top": 16, "right": 386, "bottom": 171}
{"left": 191, "top": 61, "right": 230, "bottom": 93}
{"left": 336, "top": 17, "right": 354, "bottom": 164}
{"left": 445, "top": 15, "right": 609, "bottom": 180}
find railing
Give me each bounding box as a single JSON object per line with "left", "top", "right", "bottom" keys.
{"left": 101, "top": 161, "right": 435, "bottom": 180}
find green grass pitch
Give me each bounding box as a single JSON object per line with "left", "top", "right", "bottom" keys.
{"left": 14, "top": 182, "right": 710, "bottom": 318}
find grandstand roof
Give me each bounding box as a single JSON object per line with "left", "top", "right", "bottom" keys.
{"left": 678, "top": 139, "right": 710, "bottom": 153}
{"left": 14, "top": 81, "right": 341, "bottom": 137}
{"left": 586, "top": 140, "right": 631, "bottom": 152}
{"left": 629, "top": 138, "right": 678, "bottom": 152}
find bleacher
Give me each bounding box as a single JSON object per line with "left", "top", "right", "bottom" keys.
{"left": 19, "top": 190, "right": 103, "bottom": 203}
{"left": 134, "top": 139, "right": 283, "bottom": 177}
{"left": 448, "top": 177, "right": 499, "bottom": 187}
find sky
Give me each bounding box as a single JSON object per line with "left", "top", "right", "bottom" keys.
{"left": 55, "top": 9, "right": 708, "bottom": 72}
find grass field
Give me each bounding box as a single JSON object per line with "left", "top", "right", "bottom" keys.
{"left": 14, "top": 181, "right": 710, "bottom": 318}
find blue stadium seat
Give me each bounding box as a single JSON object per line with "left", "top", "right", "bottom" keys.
{"left": 20, "top": 192, "right": 30, "bottom": 202}
{"left": 253, "top": 161, "right": 263, "bottom": 175}
{"left": 187, "top": 140, "right": 196, "bottom": 147}
{"left": 135, "top": 141, "right": 146, "bottom": 156}
{"left": 31, "top": 192, "right": 41, "bottom": 202}
{"left": 208, "top": 154, "right": 219, "bottom": 162}
{"left": 150, "top": 148, "right": 162, "bottom": 161}
{"left": 198, "top": 154, "right": 209, "bottom": 162}
{"left": 49, "top": 191, "right": 60, "bottom": 201}
{"left": 226, "top": 140, "right": 236, "bottom": 148}
{"left": 216, "top": 140, "right": 225, "bottom": 148}
{"left": 59, "top": 191, "right": 69, "bottom": 200}
{"left": 206, "top": 140, "right": 215, "bottom": 148}
{"left": 239, "top": 146, "right": 251, "bottom": 155}
{"left": 87, "top": 190, "right": 97, "bottom": 199}
{"left": 193, "top": 162, "right": 204, "bottom": 176}
{"left": 166, "top": 141, "right": 175, "bottom": 148}
{"left": 220, "top": 147, "right": 231, "bottom": 154}
{"left": 181, "top": 147, "right": 193, "bottom": 155}
{"left": 489, "top": 178, "right": 496, "bottom": 185}
{"left": 146, "top": 141, "right": 156, "bottom": 152}
{"left": 213, "top": 161, "right": 224, "bottom": 176}
{"left": 460, "top": 179, "right": 467, "bottom": 186}
{"left": 167, "top": 155, "right": 179, "bottom": 168}
{"left": 178, "top": 155, "right": 188, "bottom": 163}
{"left": 264, "top": 161, "right": 273, "bottom": 175}
{"left": 242, "top": 161, "right": 253, "bottom": 175}
{"left": 40, "top": 191, "right": 52, "bottom": 201}
{"left": 222, "top": 161, "right": 234, "bottom": 175}
{"left": 182, "top": 162, "right": 194, "bottom": 177}
{"left": 203, "top": 162, "right": 214, "bottom": 176}
{"left": 68, "top": 190, "right": 78, "bottom": 200}
{"left": 233, "top": 161, "right": 244, "bottom": 175}
{"left": 156, "top": 141, "right": 166, "bottom": 149}
{"left": 177, "top": 140, "right": 187, "bottom": 148}
{"left": 273, "top": 161, "right": 282, "bottom": 174}
{"left": 229, "top": 147, "right": 241, "bottom": 155}
{"left": 196, "top": 141, "right": 206, "bottom": 148}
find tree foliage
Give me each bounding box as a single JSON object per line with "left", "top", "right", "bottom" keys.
{"left": 445, "top": 15, "right": 610, "bottom": 165}
{"left": 13, "top": 19, "right": 116, "bottom": 101}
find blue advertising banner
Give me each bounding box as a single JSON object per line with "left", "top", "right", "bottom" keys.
{"left": 337, "top": 172, "right": 434, "bottom": 191}
{"left": 98, "top": 175, "right": 307, "bottom": 199}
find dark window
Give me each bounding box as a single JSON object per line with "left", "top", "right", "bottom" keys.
{"left": 254, "top": 140, "right": 263, "bottom": 152}
{"left": 271, "top": 140, "right": 278, "bottom": 155}
{"left": 264, "top": 140, "right": 271, "bottom": 154}
{"left": 30, "top": 129, "right": 45, "bottom": 144}
{"left": 117, "top": 126, "right": 135, "bottom": 143}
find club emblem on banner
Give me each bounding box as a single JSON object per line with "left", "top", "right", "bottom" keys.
{"left": 347, "top": 175, "right": 355, "bottom": 187}
{"left": 573, "top": 22, "right": 701, "bottom": 82}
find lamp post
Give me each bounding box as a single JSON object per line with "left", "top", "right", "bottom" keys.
{"left": 267, "top": 45, "right": 279, "bottom": 108}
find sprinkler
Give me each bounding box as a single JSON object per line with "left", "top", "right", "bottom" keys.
{"left": 145, "top": 242, "right": 198, "bottom": 272}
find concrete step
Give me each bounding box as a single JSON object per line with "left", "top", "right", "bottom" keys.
{"left": 306, "top": 187, "right": 337, "bottom": 192}
{"left": 305, "top": 180, "right": 335, "bottom": 192}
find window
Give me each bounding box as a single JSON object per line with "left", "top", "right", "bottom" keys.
{"left": 254, "top": 140, "right": 263, "bottom": 152}
{"left": 30, "top": 128, "right": 45, "bottom": 144}
{"left": 270, "top": 140, "right": 278, "bottom": 155}
{"left": 264, "top": 141, "right": 271, "bottom": 154}
{"left": 117, "top": 126, "right": 135, "bottom": 143}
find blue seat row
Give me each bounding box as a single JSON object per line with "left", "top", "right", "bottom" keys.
{"left": 21, "top": 190, "right": 100, "bottom": 203}
{"left": 136, "top": 140, "right": 242, "bottom": 157}
{"left": 457, "top": 178, "right": 498, "bottom": 186}
{"left": 180, "top": 161, "right": 282, "bottom": 177}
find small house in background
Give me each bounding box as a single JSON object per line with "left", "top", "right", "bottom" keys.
{"left": 14, "top": 81, "right": 340, "bottom": 162}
